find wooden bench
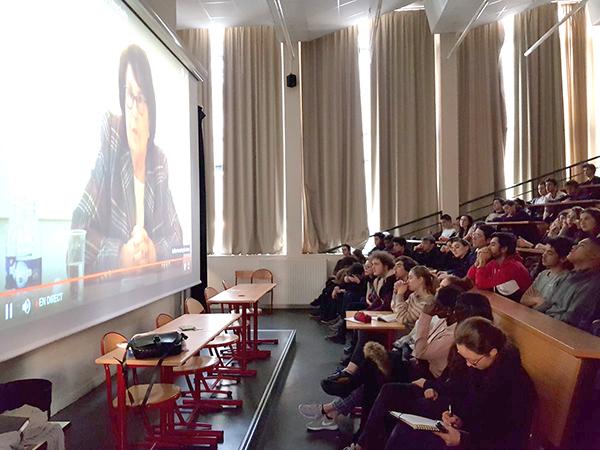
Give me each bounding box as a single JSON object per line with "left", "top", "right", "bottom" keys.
{"left": 477, "top": 290, "right": 600, "bottom": 450}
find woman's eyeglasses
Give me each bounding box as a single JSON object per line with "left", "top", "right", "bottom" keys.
{"left": 125, "top": 88, "right": 147, "bottom": 113}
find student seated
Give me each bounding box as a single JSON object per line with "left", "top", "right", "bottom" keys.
{"left": 471, "top": 223, "right": 494, "bottom": 250}
{"left": 467, "top": 232, "right": 532, "bottom": 301}
{"left": 322, "top": 266, "right": 436, "bottom": 395}
{"left": 581, "top": 162, "right": 600, "bottom": 186}
{"left": 391, "top": 237, "right": 410, "bottom": 258}
{"left": 521, "top": 237, "right": 572, "bottom": 308}
{"left": 563, "top": 180, "right": 587, "bottom": 201}
{"left": 369, "top": 232, "right": 386, "bottom": 255}
{"left": 435, "top": 214, "right": 458, "bottom": 242}
{"left": 486, "top": 198, "right": 506, "bottom": 222}
{"left": 536, "top": 236, "right": 600, "bottom": 333}
{"left": 543, "top": 177, "right": 567, "bottom": 222}
{"left": 346, "top": 317, "right": 535, "bottom": 450}
{"left": 438, "top": 238, "right": 475, "bottom": 278}
{"left": 457, "top": 215, "right": 474, "bottom": 239}
{"left": 309, "top": 256, "right": 357, "bottom": 310}
{"left": 412, "top": 236, "right": 443, "bottom": 270}
{"left": 383, "top": 234, "right": 394, "bottom": 253}
{"left": 531, "top": 181, "right": 548, "bottom": 205}
{"left": 558, "top": 207, "right": 584, "bottom": 241}
{"left": 579, "top": 207, "right": 600, "bottom": 240}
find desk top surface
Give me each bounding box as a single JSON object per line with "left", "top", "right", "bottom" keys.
{"left": 208, "top": 283, "right": 276, "bottom": 304}
{"left": 95, "top": 313, "right": 240, "bottom": 367}
{"left": 486, "top": 220, "right": 547, "bottom": 226}
{"left": 477, "top": 290, "right": 600, "bottom": 359}
{"left": 345, "top": 311, "right": 407, "bottom": 331}
{"left": 528, "top": 199, "right": 600, "bottom": 208}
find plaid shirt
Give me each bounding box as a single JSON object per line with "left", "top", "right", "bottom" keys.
{"left": 71, "top": 113, "right": 183, "bottom": 274}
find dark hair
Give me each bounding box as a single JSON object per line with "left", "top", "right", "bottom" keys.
{"left": 582, "top": 163, "right": 597, "bottom": 173}
{"left": 441, "top": 214, "right": 452, "bottom": 221}
{"left": 442, "top": 275, "right": 474, "bottom": 291}
{"left": 422, "top": 235, "right": 436, "bottom": 245}
{"left": 491, "top": 232, "right": 517, "bottom": 255}
{"left": 565, "top": 180, "right": 579, "bottom": 188}
{"left": 545, "top": 177, "right": 558, "bottom": 186}
{"left": 395, "top": 255, "right": 417, "bottom": 272}
{"left": 537, "top": 180, "right": 546, "bottom": 186}
{"left": 119, "top": 45, "right": 156, "bottom": 147}
{"left": 493, "top": 197, "right": 506, "bottom": 205}
{"left": 476, "top": 224, "right": 495, "bottom": 240}
{"left": 373, "top": 232, "right": 385, "bottom": 239}
{"left": 514, "top": 198, "right": 526, "bottom": 208}
{"left": 455, "top": 317, "right": 506, "bottom": 355}
{"left": 546, "top": 237, "right": 574, "bottom": 259}
{"left": 347, "top": 262, "right": 365, "bottom": 277}
{"left": 383, "top": 234, "right": 393, "bottom": 242}
{"left": 409, "top": 266, "right": 437, "bottom": 295}
{"left": 505, "top": 200, "right": 516, "bottom": 207}
{"left": 392, "top": 237, "right": 407, "bottom": 247}
{"left": 588, "top": 235, "right": 600, "bottom": 249}
{"left": 582, "top": 208, "right": 600, "bottom": 229}
{"left": 458, "top": 216, "right": 474, "bottom": 238}
{"left": 454, "top": 293, "right": 494, "bottom": 323}
{"left": 352, "top": 248, "right": 366, "bottom": 263}
{"left": 449, "top": 237, "right": 469, "bottom": 247}
{"left": 369, "top": 250, "right": 395, "bottom": 270}
{"left": 341, "top": 244, "right": 351, "bottom": 252}
{"left": 435, "top": 285, "right": 464, "bottom": 309}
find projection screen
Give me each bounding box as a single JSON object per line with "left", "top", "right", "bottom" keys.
{"left": 0, "top": 0, "right": 202, "bottom": 362}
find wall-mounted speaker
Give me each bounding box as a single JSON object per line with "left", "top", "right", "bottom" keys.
{"left": 286, "top": 73, "right": 297, "bottom": 88}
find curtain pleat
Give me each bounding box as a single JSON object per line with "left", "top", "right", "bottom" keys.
{"left": 301, "top": 26, "right": 368, "bottom": 253}
{"left": 560, "top": 4, "right": 589, "bottom": 168}
{"left": 223, "top": 26, "right": 283, "bottom": 254}
{"left": 457, "top": 22, "right": 506, "bottom": 202}
{"left": 371, "top": 11, "right": 438, "bottom": 229}
{"left": 176, "top": 28, "right": 214, "bottom": 253}
{"left": 514, "top": 4, "right": 566, "bottom": 183}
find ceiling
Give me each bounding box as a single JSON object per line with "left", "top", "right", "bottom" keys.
{"left": 177, "top": 0, "right": 420, "bottom": 40}
{"left": 175, "top": 0, "right": 556, "bottom": 40}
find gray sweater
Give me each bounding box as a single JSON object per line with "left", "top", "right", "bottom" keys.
{"left": 536, "top": 268, "right": 600, "bottom": 332}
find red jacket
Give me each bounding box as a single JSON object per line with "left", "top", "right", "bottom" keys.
{"left": 467, "top": 255, "right": 532, "bottom": 299}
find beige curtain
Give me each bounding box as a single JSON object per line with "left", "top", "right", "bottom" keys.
{"left": 301, "top": 26, "right": 368, "bottom": 253}
{"left": 586, "top": 9, "right": 600, "bottom": 159}
{"left": 371, "top": 11, "right": 437, "bottom": 229}
{"left": 514, "top": 4, "right": 565, "bottom": 183}
{"left": 177, "top": 29, "right": 214, "bottom": 253}
{"left": 560, "top": 4, "right": 588, "bottom": 170}
{"left": 223, "top": 26, "right": 283, "bottom": 254}
{"left": 457, "top": 22, "right": 506, "bottom": 203}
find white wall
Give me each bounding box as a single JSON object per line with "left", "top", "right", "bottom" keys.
{"left": 0, "top": 294, "right": 178, "bottom": 414}
{"left": 207, "top": 254, "right": 339, "bottom": 308}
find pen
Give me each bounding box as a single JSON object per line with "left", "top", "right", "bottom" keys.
{"left": 448, "top": 404, "right": 453, "bottom": 417}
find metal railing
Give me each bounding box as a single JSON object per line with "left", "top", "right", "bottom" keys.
{"left": 323, "top": 155, "right": 600, "bottom": 253}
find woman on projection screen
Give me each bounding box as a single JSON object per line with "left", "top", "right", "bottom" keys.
{"left": 71, "top": 44, "right": 183, "bottom": 275}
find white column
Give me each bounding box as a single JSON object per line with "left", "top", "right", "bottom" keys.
{"left": 283, "top": 43, "right": 303, "bottom": 255}
{"left": 436, "top": 33, "right": 460, "bottom": 219}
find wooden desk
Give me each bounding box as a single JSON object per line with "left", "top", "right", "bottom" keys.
{"left": 95, "top": 313, "right": 240, "bottom": 450}
{"left": 476, "top": 290, "right": 600, "bottom": 449}
{"left": 528, "top": 199, "right": 600, "bottom": 209}
{"left": 517, "top": 247, "right": 544, "bottom": 255}
{"left": 208, "top": 283, "right": 277, "bottom": 375}
{"left": 486, "top": 220, "right": 546, "bottom": 226}
{"left": 346, "top": 311, "right": 406, "bottom": 348}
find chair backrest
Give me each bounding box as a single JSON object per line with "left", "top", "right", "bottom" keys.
{"left": 204, "top": 287, "right": 219, "bottom": 301}
{"left": 222, "top": 280, "right": 232, "bottom": 290}
{"left": 251, "top": 268, "right": 273, "bottom": 283}
{"left": 101, "top": 331, "right": 128, "bottom": 355}
{"left": 156, "top": 313, "right": 174, "bottom": 328}
{"left": 234, "top": 270, "right": 253, "bottom": 285}
{"left": 100, "top": 332, "right": 128, "bottom": 412}
{"left": 0, "top": 379, "right": 52, "bottom": 419}
{"left": 185, "top": 297, "right": 205, "bottom": 314}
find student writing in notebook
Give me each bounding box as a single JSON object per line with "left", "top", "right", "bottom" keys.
{"left": 344, "top": 316, "right": 535, "bottom": 450}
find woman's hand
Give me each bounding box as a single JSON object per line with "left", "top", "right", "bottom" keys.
{"left": 433, "top": 424, "right": 462, "bottom": 447}
{"left": 442, "top": 411, "right": 463, "bottom": 429}
{"left": 395, "top": 280, "right": 409, "bottom": 296}
{"left": 424, "top": 388, "right": 438, "bottom": 400}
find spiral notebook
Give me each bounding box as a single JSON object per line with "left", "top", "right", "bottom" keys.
{"left": 389, "top": 411, "right": 444, "bottom": 432}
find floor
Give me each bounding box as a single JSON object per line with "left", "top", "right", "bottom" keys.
{"left": 54, "top": 310, "right": 350, "bottom": 450}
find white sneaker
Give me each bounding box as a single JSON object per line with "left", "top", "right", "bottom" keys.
{"left": 342, "top": 444, "right": 359, "bottom": 450}
{"left": 306, "top": 415, "right": 338, "bottom": 431}
{"left": 298, "top": 403, "right": 322, "bottom": 419}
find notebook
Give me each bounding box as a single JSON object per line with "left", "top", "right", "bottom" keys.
{"left": 389, "top": 411, "right": 445, "bottom": 432}
{"left": 373, "top": 313, "right": 398, "bottom": 323}
{"left": 0, "top": 415, "right": 30, "bottom": 434}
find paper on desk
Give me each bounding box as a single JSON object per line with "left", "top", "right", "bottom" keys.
{"left": 345, "top": 317, "right": 365, "bottom": 324}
